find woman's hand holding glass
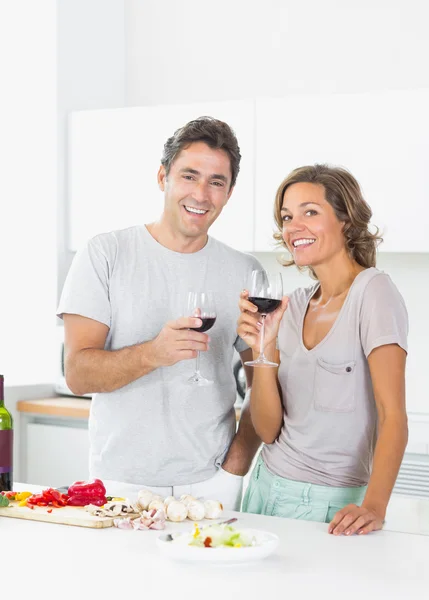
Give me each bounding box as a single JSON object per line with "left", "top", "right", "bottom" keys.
{"left": 237, "top": 289, "right": 288, "bottom": 363}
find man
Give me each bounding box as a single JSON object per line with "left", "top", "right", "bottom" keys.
{"left": 57, "top": 116, "right": 262, "bottom": 510}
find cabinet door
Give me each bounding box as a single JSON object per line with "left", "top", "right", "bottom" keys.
{"left": 254, "top": 91, "right": 429, "bottom": 252}
{"left": 26, "top": 423, "right": 89, "bottom": 488}
{"left": 69, "top": 100, "right": 255, "bottom": 252}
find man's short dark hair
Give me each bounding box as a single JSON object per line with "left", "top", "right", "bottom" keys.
{"left": 161, "top": 116, "right": 241, "bottom": 189}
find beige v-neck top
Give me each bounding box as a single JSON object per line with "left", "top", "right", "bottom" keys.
{"left": 262, "top": 267, "right": 408, "bottom": 487}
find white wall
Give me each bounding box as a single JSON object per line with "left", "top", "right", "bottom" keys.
{"left": 0, "top": 1, "right": 59, "bottom": 482}
{"left": 125, "top": 0, "right": 429, "bottom": 105}
{"left": 0, "top": 2, "right": 57, "bottom": 387}
{"left": 57, "top": 0, "right": 125, "bottom": 296}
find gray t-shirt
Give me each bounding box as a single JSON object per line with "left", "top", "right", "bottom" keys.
{"left": 57, "top": 225, "right": 262, "bottom": 486}
{"left": 262, "top": 267, "right": 408, "bottom": 487}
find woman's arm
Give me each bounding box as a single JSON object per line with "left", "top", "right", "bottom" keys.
{"left": 361, "top": 344, "right": 408, "bottom": 515}
{"left": 236, "top": 291, "right": 288, "bottom": 444}
{"left": 249, "top": 341, "right": 284, "bottom": 443}
{"left": 329, "top": 343, "right": 408, "bottom": 535}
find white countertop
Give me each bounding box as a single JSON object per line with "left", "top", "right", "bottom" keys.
{"left": 3, "top": 484, "right": 429, "bottom": 599}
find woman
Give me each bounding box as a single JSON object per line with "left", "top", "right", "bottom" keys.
{"left": 238, "top": 164, "right": 408, "bottom": 536}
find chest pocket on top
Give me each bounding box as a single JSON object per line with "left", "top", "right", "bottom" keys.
{"left": 313, "top": 358, "right": 356, "bottom": 412}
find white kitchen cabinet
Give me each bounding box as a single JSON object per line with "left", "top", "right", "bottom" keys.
{"left": 254, "top": 91, "right": 429, "bottom": 253}
{"left": 24, "top": 421, "right": 89, "bottom": 488}
{"left": 69, "top": 100, "right": 255, "bottom": 253}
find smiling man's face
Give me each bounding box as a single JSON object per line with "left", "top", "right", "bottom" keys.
{"left": 158, "top": 141, "right": 234, "bottom": 244}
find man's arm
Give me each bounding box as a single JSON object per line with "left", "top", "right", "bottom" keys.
{"left": 64, "top": 313, "right": 209, "bottom": 396}
{"left": 221, "top": 348, "right": 261, "bottom": 476}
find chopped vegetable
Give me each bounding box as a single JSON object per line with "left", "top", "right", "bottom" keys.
{"left": 67, "top": 478, "right": 106, "bottom": 507}
{"left": 27, "top": 488, "right": 69, "bottom": 508}
{"left": 188, "top": 524, "right": 257, "bottom": 549}
{"left": 1, "top": 491, "right": 17, "bottom": 500}
{"left": 14, "top": 491, "right": 32, "bottom": 501}
{"left": 0, "top": 494, "right": 10, "bottom": 507}
{"left": 86, "top": 501, "right": 138, "bottom": 517}
{"left": 67, "top": 494, "right": 106, "bottom": 507}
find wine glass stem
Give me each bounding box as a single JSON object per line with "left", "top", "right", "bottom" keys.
{"left": 195, "top": 350, "right": 201, "bottom": 375}
{"left": 259, "top": 314, "right": 266, "bottom": 358}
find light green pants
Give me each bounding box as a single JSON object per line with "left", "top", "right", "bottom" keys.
{"left": 242, "top": 456, "right": 367, "bottom": 523}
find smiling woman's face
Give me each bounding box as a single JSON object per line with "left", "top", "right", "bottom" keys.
{"left": 281, "top": 182, "right": 347, "bottom": 268}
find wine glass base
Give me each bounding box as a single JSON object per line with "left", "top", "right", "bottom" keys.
{"left": 187, "top": 374, "right": 214, "bottom": 386}
{"left": 244, "top": 359, "right": 279, "bottom": 368}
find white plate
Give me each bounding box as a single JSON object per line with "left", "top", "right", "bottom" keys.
{"left": 156, "top": 528, "right": 279, "bottom": 563}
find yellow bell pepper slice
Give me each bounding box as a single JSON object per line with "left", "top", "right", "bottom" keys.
{"left": 16, "top": 491, "right": 32, "bottom": 502}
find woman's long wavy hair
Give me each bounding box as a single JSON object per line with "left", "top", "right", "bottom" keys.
{"left": 273, "top": 164, "right": 383, "bottom": 279}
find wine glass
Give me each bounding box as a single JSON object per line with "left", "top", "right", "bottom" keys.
{"left": 244, "top": 270, "right": 283, "bottom": 367}
{"left": 185, "top": 291, "right": 217, "bottom": 386}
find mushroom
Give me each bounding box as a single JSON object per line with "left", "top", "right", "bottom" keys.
{"left": 187, "top": 499, "right": 205, "bottom": 521}
{"left": 166, "top": 500, "right": 188, "bottom": 522}
{"left": 179, "top": 494, "right": 196, "bottom": 507}
{"left": 137, "top": 489, "right": 154, "bottom": 511}
{"left": 204, "top": 499, "right": 223, "bottom": 519}
{"left": 148, "top": 498, "right": 165, "bottom": 512}
{"left": 163, "top": 495, "right": 175, "bottom": 509}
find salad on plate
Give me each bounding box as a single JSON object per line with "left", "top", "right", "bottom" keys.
{"left": 176, "top": 523, "right": 258, "bottom": 548}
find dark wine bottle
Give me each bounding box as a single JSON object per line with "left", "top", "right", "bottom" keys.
{"left": 0, "top": 375, "right": 13, "bottom": 492}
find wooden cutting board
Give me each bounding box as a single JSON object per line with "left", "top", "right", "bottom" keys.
{"left": 0, "top": 502, "right": 114, "bottom": 528}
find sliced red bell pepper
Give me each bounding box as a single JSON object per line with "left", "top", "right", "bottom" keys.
{"left": 67, "top": 478, "right": 106, "bottom": 497}
{"left": 66, "top": 478, "right": 107, "bottom": 507}
{"left": 27, "top": 488, "right": 69, "bottom": 508}
{"left": 67, "top": 494, "right": 106, "bottom": 507}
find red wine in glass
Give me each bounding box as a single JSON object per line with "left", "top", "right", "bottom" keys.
{"left": 190, "top": 317, "right": 217, "bottom": 333}
{"left": 185, "top": 291, "right": 216, "bottom": 385}
{"left": 247, "top": 298, "right": 281, "bottom": 314}
{"left": 245, "top": 271, "right": 283, "bottom": 367}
